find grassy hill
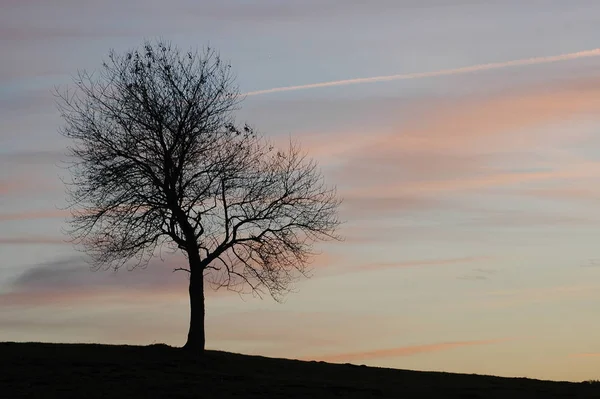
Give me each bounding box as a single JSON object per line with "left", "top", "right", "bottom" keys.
{"left": 1, "top": 342, "right": 598, "bottom": 398}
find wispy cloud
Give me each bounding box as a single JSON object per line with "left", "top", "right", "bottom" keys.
{"left": 0, "top": 209, "right": 69, "bottom": 222}
{"left": 339, "top": 195, "right": 443, "bottom": 220}
{"left": 1, "top": 256, "right": 189, "bottom": 307}
{"left": 475, "top": 285, "right": 600, "bottom": 310}
{"left": 357, "top": 256, "right": 493, "bottom": 272}
{"left": 517, "top": 187, "right": 600, "bottom": 204}
{"left": 245, "top": 48, "right": 600, "bottom": 96}
{"left": 315, "top": 78, "right": 600, "bottom": 218}
{"left": 206, "top": 309, "right": 398, "bottom": 350}
{"left": 462, "top": 209, "right": 600, "bottom": 228}
{"left": 570, "top": 353, "right": 600, "bottom": 358}
{"left": 0, "top": 150, "right": 66, "bottom": 165}
{"left": 0, "top": 25, "right": 135, "bottom": 42}
{"left": 289, "top": 76, "right": 600, "bottom": 168}
{"left": 0, "top": 236, "right": 67, "bottom": 245}
{"left": 304, "top": 338, "right": 511, "bottom": 363}
{"left": 457, "top": 268, "right": 498, "bottom": 281}
{"left": 2, "top": 249, "right": 331, "bottom": 307}
{"left": 0, "top": 180, "right": 29, "bottom": 196}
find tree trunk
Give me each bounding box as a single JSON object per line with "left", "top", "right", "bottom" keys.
{"left": 183, "top": 254, "right": 205, "bottom": 353}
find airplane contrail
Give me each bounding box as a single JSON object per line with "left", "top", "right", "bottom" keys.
{"left": 245, "top": 48, "right": 600, "bottom": 96}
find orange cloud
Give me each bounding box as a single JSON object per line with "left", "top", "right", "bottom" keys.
{"left": 305, "top": 338, "right": 511, "bottom": 363}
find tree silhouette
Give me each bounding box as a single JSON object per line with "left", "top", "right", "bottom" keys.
{"left": 56, "top": 40, "right": 342, "bottom": 352}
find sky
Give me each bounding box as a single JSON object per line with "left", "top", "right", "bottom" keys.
{"left": 2, "top": 0, "right": 600, "bottom": 382}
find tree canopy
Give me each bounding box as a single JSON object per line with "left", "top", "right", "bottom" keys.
{"left": 57, "top": 40, "right": 342, "bottom": 350}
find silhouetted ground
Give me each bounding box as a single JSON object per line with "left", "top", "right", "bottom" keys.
{"left": 1, "top": 342, "right": 599, "bottom": 398}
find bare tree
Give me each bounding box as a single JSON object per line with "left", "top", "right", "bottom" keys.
{"left": 56, "top": 40, "right": 342, "bottom": 352}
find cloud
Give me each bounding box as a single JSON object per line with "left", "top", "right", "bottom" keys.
{"left": 339, "top": 195, "right": 444, "bottom": 219}
{"left": 0, "top": 25, "right": 132, "bottom": 42}
{"left": 474, "top": 285, "right": 600, "bottom": 310}
{"left": 0, "top": 180, "right": 29, "bottom": 196}
{"left": 304, "top": 338, "right": 511, "bottom": 363}
{"left": 570, "top": 353, "right": 600, "bottom": 358}
{"left": 0, "top": 209, "right": 69, "bottom": 222}
{"left": 207, "top": 310, "right": 383, "bottom": 349}
{"left": 245, "top": 48, "right": 600, "bottom": 96}
{"left": 0, "top": 156, "right": 64, "bottom": 197}
{"left": 462, "top": 209, "right": 600, "bottom": 228}
{"left": 357, "top": 256, "right": 493, "bottom": 272}
{"left": 0, "top": 181, "right": 59, "bottom": 197}
{"left": 1, "top": 256, "right": 190, "bottom": 307}
{"left": 275, "top": 75, "right": 600, "bottom": 182}
{"left": 180, "top": 0, "right": 414, "bottom": 26}
{"left": 1, "top": 249, "right": 336, "bottom": 307}
{"left": 0, "top": 88, "right": 58, "bottom": 114}
{"left": 518, "top": 187, "right": 600, "bottom": 204}
{"left": 10, "top": 257, "right": 177, "bottom": 290}
{"left": 0, "top": 1, "right": 143, "bottom": 43}
{"left": 457, "top": 268, "right": 498, "bottom": 281}
{"left": 203, "top": 307, "right": 428, "bottom": 357}
{"left": 0, "top": 150, "right": 67, "bottom": 165}
{"left": 0, "top": 236, "right": 67, "bottom": 245}
{"left": 315, "top": 255, "right": 495, "bottom": 279}
{"left": 314, "top": 77, "right": 600, "bottom": 214}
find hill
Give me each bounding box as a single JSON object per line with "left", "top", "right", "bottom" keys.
{"left": 1, "top": 342, "right": 598, "bottom": 398}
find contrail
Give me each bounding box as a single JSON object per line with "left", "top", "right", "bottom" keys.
{"left": 245, "top": 48, "right": 600, "bottom": 96}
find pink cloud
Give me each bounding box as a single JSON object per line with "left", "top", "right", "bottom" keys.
{"left": 304, "top": 338, "right": 511, "bottom": 363}
{"left": 0, "top": 180, "right": 28, "bottom": 196}
{"left": 0, "top": 171, "right": 62, "bottom": 197}
{"left": 300, "top": 78, "right": 600, "bottom": 206}
{"left": 381, "top": 79, "right": 600, "bottom": 153}
{"left": 338, "top": 158, "right": 600, "bottom": 201}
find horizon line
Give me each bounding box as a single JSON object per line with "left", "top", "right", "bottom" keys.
{"left": 244, "top": 48, "right": 600, "bottom": 96}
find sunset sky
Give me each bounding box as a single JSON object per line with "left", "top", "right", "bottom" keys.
{"left": 3, "top": 0, "right": 600, "bottom": 382}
